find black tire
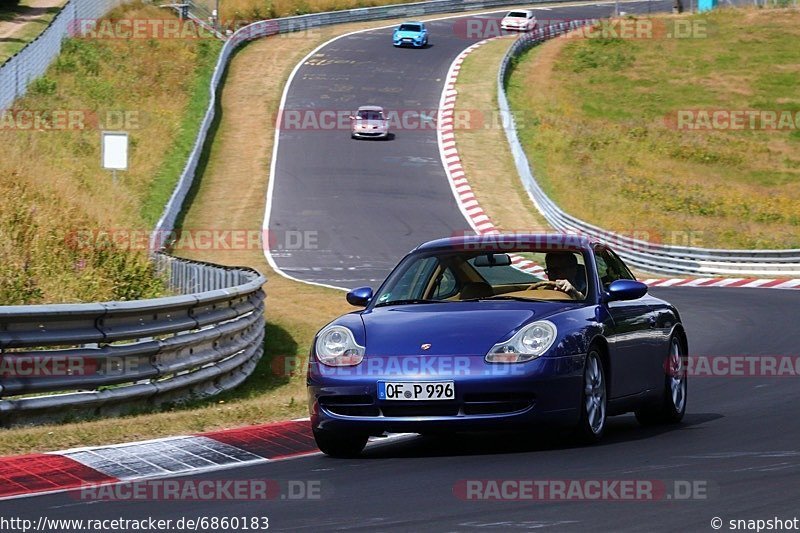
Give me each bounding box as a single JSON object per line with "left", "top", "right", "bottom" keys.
{"left": 635, "top": 334, "right": 687, "bottom": 425}
{"left": 574, "top": 349, "right": 607, "bottom": 444}
{"left": 313, "top": 428, "right": 368, "bottom": 458}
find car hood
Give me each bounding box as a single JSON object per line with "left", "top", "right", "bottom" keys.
{"left": 360, "top": 301, "right": 566, "bottom": 356}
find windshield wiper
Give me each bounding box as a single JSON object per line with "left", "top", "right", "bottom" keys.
{"left": 374, "top": 299, "right": 454, "bottom": 307}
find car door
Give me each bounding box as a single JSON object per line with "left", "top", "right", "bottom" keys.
{"left": 594, "top": 246, "right": 655, "bottom": 398}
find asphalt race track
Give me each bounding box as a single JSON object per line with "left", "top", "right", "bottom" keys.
{"left": 9, "top": 3, "right": 800, "bottom": 532}
{"left": 267, "top": 0, "right": 673, "bottom": 289}
{"left": 9, "top": 287, "right": 800, "bottom": 530}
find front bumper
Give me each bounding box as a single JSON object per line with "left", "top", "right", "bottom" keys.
{"left": 393, "top": 37, "right": 424, "bottom": 47}
{"left": 352, "top": 129, "right": 389, "bottom": 138}
{"left": 308, "top": 353, "right": 585, "bottom": 435}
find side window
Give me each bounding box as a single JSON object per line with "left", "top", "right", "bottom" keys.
{"left": 607, "top": 249, "right": 635, "bottom": 281}
{"left": 382, "top": 256, "right": 438, "bottom": 301}
{"left": 431, "top": 267, "right": 458, "bottom": 299}
{"left": 594, "top": 247, "right": 634, "bottom": 289}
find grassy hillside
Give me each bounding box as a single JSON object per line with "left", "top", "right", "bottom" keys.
{"left": 507, "top": 7, "right": 800, "bottom": 249}
{"left": 0, "top": 1, "right": 221, "bottom": 304}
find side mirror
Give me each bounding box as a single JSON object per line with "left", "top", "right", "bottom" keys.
{"left": 349, "top": 115, "right": 356, "bottom": 120}
{"left": 346, "top": 286, "right": 373, "bottom": 307}
{"left": 606, "top": 279, "right": 648, "bottom": 301}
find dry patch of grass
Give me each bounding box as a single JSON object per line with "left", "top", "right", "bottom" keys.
{"left": 454, "top": 36, "right": 548, "bottom": 233}
{"left": 507, "top": 7, "right": 800, "bottom": 249}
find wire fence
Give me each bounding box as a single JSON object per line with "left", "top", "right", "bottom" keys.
{"left": 0, "top": 0, "right": 126, "bottom": 112}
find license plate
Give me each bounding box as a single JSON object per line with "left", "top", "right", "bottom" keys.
{"left": 403, "top": 38, "right": 412, "bottom": 42}
{"left": 378, "top": 381, "right": 455, "bottom": 401}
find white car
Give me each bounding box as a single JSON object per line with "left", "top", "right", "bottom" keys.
{"left": 350, "top": 105, "right": 390, "bottom": 140}
{"left": 501, "top": 10, "right": 537, "bottom": 31}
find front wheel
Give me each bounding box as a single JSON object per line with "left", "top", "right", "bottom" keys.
{"left": 313, "top": 428, "right": 368, "bottom": 458}
{"left": 574, "top": 349, "right": 607, "bottom": 444}
{"left": 635, "top": 335, "right": 687, "bottom": 425}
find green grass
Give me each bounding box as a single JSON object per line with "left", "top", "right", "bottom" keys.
{"left": 141, "top": 39, "right": 222, "bottom": 225}
{"left": 507, "top": 7, "right": 800, "bottom": 249}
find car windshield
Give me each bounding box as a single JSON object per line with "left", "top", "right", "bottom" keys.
{"left": 357, "top": 110, "right": 383, "bottom": 120}
{"left": 508, "top": 12, "right": 528, "bottom": 17}
{"left": 398, "top": 24, "right": 421, "bottom": 32}
{"left": 373, "top": 248, "right": 589, "bottom": 306}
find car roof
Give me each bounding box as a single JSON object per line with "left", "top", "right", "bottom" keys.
{"left": 357, "top": 105, "right": 384, "bottom": 112}
{"left": 414, "top": 233, "right": 599, "bottom": 253}
{"left": 399, "top": 21, "right": 423, "bottom": 26}
{"left": 507, "top": 9, "right": 533, "bottom": 14}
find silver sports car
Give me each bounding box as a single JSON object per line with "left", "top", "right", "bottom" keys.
{"left": 350, "top": 105, "right": 390, "bottom": 139}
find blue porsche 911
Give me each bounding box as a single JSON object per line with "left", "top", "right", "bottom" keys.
{"left": 308, "top": 234, "right": 688, "bottom": 457}
{"left": 392, "top": 21, "right": 428, "bottom": 47}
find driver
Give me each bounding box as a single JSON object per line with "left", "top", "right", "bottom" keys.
{"left": 544, "top": 252, "right": 586, "bottom": 300}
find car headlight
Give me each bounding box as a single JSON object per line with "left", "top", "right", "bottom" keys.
{"left": 485, "top": 320, "right": 557, "bottom": 363}
{"left": 315, "top": 325, "right": 365, "bottom": 366}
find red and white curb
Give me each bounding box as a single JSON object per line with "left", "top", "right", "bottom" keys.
{"left": 438, "top": 37, "right": 546, "bottom": 278}
{"left": 436, "top": 41, "right": 800, "bottom": 290}
{"left": 0, "top": 419, "right": 318, "bottom": 500}
{"left": 0, "top": 420, "right": 416, "bottom": 500}
{"left": 643, "top": 278, "right": 800, "bottom": 289}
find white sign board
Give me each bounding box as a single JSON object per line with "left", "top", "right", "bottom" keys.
{"left": 102, "top": 131, "right": 128, "bottom": 170}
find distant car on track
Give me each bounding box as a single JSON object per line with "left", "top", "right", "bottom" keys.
{"left": 308, "top": 234, "right": 688, "bottom": 457}
{"left": 501, "top": 10, "right": 537, "bottom": 31}
{"left": 393, "top": 21, "right": 428, "bottom": 47}
{"left": 350, "top": 105, "right": 389, "bottom": 139}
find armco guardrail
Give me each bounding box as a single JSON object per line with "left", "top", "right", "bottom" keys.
{"left": 497, "top": 24, "right": 800, "bottom": 276}
{"left": 150, "top": 0, "right": 597, "bottom": 251}
{"left": 0, "top": 0, "right": 126, "bottom": 111}
{"left": 0, "top": 254, "right": 266, "bottom": 427}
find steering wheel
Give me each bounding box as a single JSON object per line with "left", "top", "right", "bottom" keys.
{"left": 527, "top": 280, "right": 559, "bottom": 291}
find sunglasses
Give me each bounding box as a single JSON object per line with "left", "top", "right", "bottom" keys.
{"left": 544, "top": 266, "right": 573, "bottom": 275}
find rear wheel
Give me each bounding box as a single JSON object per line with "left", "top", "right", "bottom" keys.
{"left": 635, "top": 335, "right": 687, "bottom": 425}
{"left": 313, "top": 428, "right": 368, "bottom": 458}
{"left": 574, "top": 349, "right": 607, "bottom": 444}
